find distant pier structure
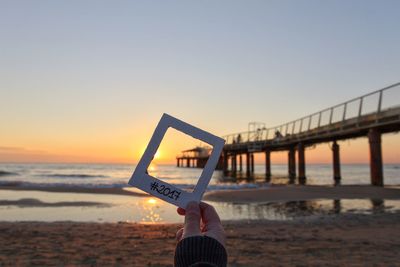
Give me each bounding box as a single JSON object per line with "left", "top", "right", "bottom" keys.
{"left": 177, "top": 82, "right": 400, "bottom": 186}
{"left": 176, "top": 146, "right": 223, "bottom": 169}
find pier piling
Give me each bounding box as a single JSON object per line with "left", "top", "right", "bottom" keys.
{"left": 246, "top": 152, "right": 250, "bottom": 176}
{"left": 368, "top": 129, "right": 383, "bottom": 186}
{"left": 232, "top": 154, "right": 237, "bottom": 174}
{"left": 223, "top": 151, "right": 228, "bottom": 174}
{"left": 265, "top": 150, "right": 271, "bottom": 180}
{"left": 250, "top": 154, "right": 255, "bottom": 173}
{"left": 298, "top": 142, "right": 306, "bottom": 182}
{"left": 332, "top": 141, "right": 341, "bottom": 182}
{"left": 288, "top": 147, "right": 296, "bottom": 179}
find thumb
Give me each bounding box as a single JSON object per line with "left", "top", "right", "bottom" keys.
{"left": 176, "top": 228, "right": 184, "bottom": 241}
{"left": 183, "top": 201, "right": 201, "bottom": 238}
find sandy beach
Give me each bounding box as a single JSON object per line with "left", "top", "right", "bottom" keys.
{"left": 1, "top": 184, "right": 400, "bottom": 265}
{"left": 0, "top": 212, "right": 399, "bottom": 266}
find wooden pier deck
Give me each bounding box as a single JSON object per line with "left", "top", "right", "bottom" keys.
{"left": 178, "top": 82, "right": 400, "bottom": 186}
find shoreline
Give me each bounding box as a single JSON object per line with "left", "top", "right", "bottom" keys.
{"left": 1, "top": 184, "right": 400, "bottom": 203}
{"left": 0, "top": 213, "right": 399, "bottom": 266}
{"left": 0, "top": 185, "right": 147, "bottom": 197}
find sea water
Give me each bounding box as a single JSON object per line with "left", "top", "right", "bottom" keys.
{"left": 0, "top": 163, "right": 399, "bottom": 222}
{"left": 1, "top": 163, "right": 399, "bottom": 188}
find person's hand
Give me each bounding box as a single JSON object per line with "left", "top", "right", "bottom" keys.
{"left": 176, "top": 201, "right": 226, "bottom": 248}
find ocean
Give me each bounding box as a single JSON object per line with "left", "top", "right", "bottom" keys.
{"left": 0, "top": 163, "right": 399, "bottom": 223}
{"left": 1, "top": 163, "right": 399, "bottom": 188}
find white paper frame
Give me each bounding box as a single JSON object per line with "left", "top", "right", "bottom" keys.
{"left": 128, "top": 113, "right": 225, "bottom": 208}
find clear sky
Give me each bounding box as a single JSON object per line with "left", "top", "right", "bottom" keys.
{"left": 1, "top": 0, "right": 399, "bottom": 164}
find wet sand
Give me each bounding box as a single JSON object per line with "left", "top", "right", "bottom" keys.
{"left": 0, "top": 198, "right": 111, "bottom": 208}
{"left": 2, "top": 184, "right": 400, "bottom": 203}
{"left": 0, "top": 213, "right": 399, "bottom": 266}
{"left": 204, "top": 185, "right": 400, "bottom": 203}
{"left": 0, "top": 185, "right": 147, "bottom": 197}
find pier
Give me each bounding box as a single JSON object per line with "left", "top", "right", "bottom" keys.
{"left": 178, "top": 83, "right": 400, "bottom": 186}
{"left": 176, "top": 146, "right": 213, "bottom": 169}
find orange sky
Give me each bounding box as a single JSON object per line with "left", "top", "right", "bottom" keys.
{"left": 1, "top": 2, "right": 400, "bottom": 165}
{"left": 0, "top": 126, "right": 399, "bottom": 164}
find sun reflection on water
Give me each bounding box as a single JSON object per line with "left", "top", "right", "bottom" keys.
{"left": 147, "top": 198, "right": 157, "bottom": 205}
{"left": 135, "top": 197, "right": 164, "bottom": 223}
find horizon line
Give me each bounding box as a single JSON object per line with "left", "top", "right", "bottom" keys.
{"left": 0, "top": 161, "right": 399, "bottom": 165}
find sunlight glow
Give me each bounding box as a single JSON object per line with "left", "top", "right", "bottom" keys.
{"left": 148, "top": 164, "right": 156, "bottom": 172}
{"left": 147, "top": 198, "right": 157, "bottom": 205}
{"left": 154, "top": 150, "right": 161, "bottom": 160}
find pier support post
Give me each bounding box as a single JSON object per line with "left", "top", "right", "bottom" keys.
{"left": 288, "top": 147, "right": 296, "bottom": 179}
{"left": 333, "top": 199, "right": 341, "bottom": 214}
{"left": 239, "top": 154, "right": 243, "bottom": 172}
{"left": 297, "top": 142, "right": 306, "bottom": 183}
{"left": 368, "top": 129, "right": 383, "bottom": 186}
{"left": 250, "top": 154, "right": 255, "bottom": 173}
{"left": 332, "top": 141, "right": 341, "bottom": 182}
{"left": 265, "top": 150, "right": 271, "bottom": 180}
{"left": 186, "top": 158, "right": 190, "bottom": 168}
{"left": 246, "top": 152, "right": 250, "bottom": 176}
{"left": 223, "top": 151, "right": 228, "bottom": 174}
{"left": 232, "top": 154, "right": 237, "bottom": 175}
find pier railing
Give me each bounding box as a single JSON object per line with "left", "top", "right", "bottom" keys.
{"left": 222, "top": 82, "right": 400, "bottom": 145}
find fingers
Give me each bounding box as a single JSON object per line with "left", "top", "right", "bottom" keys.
{"left": 176, "top": 228, "right": 184, "bottom": 241}
{"left": 199, "top": 202, "right": 221, "bottom": 228}
{"left": 199, "top": 202, "right": 226, "bottom": 247}
{"left": 183, "top": 201, "right": 201, "bottom": 238}
{"left": 176, "top": 202, "right": 225, "bottom": 248}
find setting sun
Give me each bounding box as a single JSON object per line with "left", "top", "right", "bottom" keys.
{"left": 154, "top": 150, "right": 161, "bottom": 160}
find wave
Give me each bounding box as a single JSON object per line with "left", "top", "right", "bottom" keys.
{"left": 0, "top": 181, "right": 128, "bottom": 189}
{"left": 42, "top": 174, "right": 109, "bottom": 179}
{"left": 208, "top": 183, "right": 265, "bottom": 190}
{"left": 0, "top": 170, "right": 18, "bottom": 176}
{"left": 0, "top": 180, "right": 267, "bottom": 191}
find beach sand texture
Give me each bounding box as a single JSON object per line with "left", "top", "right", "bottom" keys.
{"left": 1, "top": 213, "right": 400, "bottom": 266}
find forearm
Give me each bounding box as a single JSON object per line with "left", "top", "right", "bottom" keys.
{"left": 174, "top": 236, "right": 227, "bottom": 267}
